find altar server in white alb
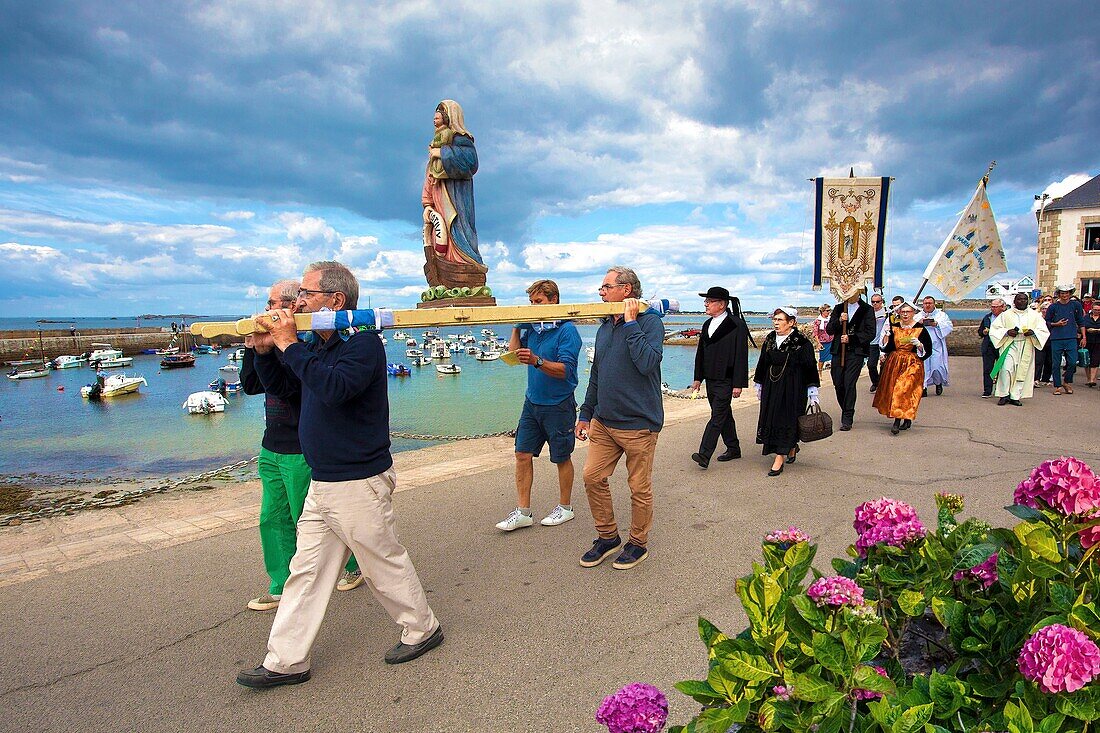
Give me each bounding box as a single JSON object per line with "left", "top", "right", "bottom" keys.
{"left": 918, "top": 296, "right": 954, "bottom": 395}
{"left": 989, "top": 292, "right": 1050, "bottom": 406}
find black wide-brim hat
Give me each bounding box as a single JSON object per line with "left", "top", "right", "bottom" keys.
{"left": 698, "top": 286, "right": 730, "bottom": 301}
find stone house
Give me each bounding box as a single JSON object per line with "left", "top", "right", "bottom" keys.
{"left": 1036, "top": 173, "right": 1100, "bottom": 297}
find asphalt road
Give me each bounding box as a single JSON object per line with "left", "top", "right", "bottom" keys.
{"left": 1, "top": 357, "right": 1097, "bottom": 733}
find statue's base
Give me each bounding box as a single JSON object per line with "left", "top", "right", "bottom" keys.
{"left": 416, "top": 296, "right": 497, "bottom": 309}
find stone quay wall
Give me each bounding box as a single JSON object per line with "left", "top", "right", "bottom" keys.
{"left": 0, "top": 328, "right": 238, "bottom": 363}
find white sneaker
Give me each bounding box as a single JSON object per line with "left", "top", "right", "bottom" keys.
{"left": 495, "top": 509, "right": 534, "bottom": 531}
{"left": 540, "top": 505, "right": 575, "bottom": 526}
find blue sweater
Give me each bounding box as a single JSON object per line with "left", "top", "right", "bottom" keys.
{"left": 579, "top": 312, "right": 664, "bottom": 432}
{"left": 255, "top": 330, "right": 392, "bottom": 482}
{"left": 1045, "top": 300, "right": 1085, "bottom": 341}
{"left": 518, "top": 322, "right": 581, "bottom": 405}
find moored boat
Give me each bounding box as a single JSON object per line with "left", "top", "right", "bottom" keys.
{"left": 160, "top": 353, "right": 197, "bottom": 369}
{"left": 435, "top": 363, "right": 461, "bottom": 374}
{"left": 412, "top": 356, "right": 432, "bottom": 367}
{"left": 88, "top": 344, "right": 133, "bottom": 369}
{"left": 406, "top": 348, "right": 423, "bottom": 358}
{"left": 7, "top": 359, "right": 51, "bottom": 380}
{"left": 387, "top": 363, "right": 411, "bottom": 376}
{"left": 192, "top": 344, "right": 220, "bottom": 355}
{"left": 51, "top": 354, "right": 88, "bottom": 369}
{"left": 474, "top": 351, "right": 500, "bottom": 361}
{"left": 81, "top": 373, "right": 147, "bottom": 399}
{"left": 183, "top": 391, "right": 229, "bottom": 414}
{"left": 228, "top": 348, "right": 245, "bottom": 361}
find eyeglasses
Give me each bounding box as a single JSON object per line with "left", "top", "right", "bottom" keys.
{"left": 267, "top": 298, "right": 295, "bottom": 307}
{"left": 870, "top": 299, "right": 883, "bottom": 303}
{"left": 598, "top": 283, "right": 625, "bottom": 292}
{"left": 297, "top": 288, "right": 336, "bottom": 299}
{"left": 703, "top": 299, "right": 724, "bottom": 305}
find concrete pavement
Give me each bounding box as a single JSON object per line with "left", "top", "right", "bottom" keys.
{"left": 1, "top": 357, "right": 1097, "bottom": 733}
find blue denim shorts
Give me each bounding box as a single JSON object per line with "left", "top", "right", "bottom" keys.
{"left": 818, "top": 346, "right": 833, "bottom": 363}
{"left": 515, "top": 396, "right": 577, "bottom": 464}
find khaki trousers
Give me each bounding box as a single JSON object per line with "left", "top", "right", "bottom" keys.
{"left": 582, "top": 418, "right": 659, "bottom": 547}
{"left": 264, "top": 469, "right": 438, "bottom": 674}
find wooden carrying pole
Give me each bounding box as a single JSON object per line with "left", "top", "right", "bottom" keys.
{"left": 191, "top": 301, "right": 674, "bottom": 339}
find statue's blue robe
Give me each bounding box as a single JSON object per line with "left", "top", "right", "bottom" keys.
{"left": 440, "top": 135, "right": 482, "bottom": 266}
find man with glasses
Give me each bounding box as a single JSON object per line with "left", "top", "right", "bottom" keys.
{"left": 867, "top": 294, "right": 887, "bottom": 393}
{"left": 239, "top": 279, "right": 364, "bottom": 614}
{"left": 689, "top": 286, "right": 749, "bottom": 469}
{"left": 576, "top": 266, "right": 663, "bottom": 570}
{"left": 237, "top": 261, "right": 442, "bottom": 689}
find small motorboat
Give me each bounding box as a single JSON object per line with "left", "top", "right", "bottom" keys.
{"left": 436, "top": 364, "right": 461, "bottom": 375}
{"left": 81, "top": 373, "right": 147, "bottom": 399}
{"left": 160, "top": 353, "right": 197, "bottom": 369}
{"left": 387, "top": 363, "right": 411, "bottom": 377}
{"left": 465, "top": 345, "right": 480, "bottom": 355}
{"left": 586, "top": 346, "right": 595, "bottom": 363}
{"left": 184, "top": 390, "right": 229, "bottom": 414}
{"left": 208, "top": 377, "right": 242, "bottom": 395}
{"left": 412, "top": 356, "right": 432, "bottom": 367}
{"left": 219, "top": 363, "right": 240, "bottom": 375}
{"left": 405, "top": 338, "right": 418, "bottom": 347}
{"left": 227, "top": 348, "right": 246, "bottom": 361}
{"left": 7, "top": 359, "right": 51, "bottom": 380}
{"left": 394, "top": 331, "right": 409, "bottom": 340}
{"left": 481, "top": 328, "right": 495, "bottom": 337}
{"left": 474, "top": 351, "right": 501, "bottom": 362}
{"left": 405, "top": 348, "right": 423, "bottom": 358}
{"left": 154, "top": 346, "right": 180, "bottom": 356}
{"left": 192, "top": 344, "right": 220, "bottom": 355}
{"left": 88, "top": 343, "right": 133, "bottom": 369}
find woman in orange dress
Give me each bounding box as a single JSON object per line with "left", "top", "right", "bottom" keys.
{"left": 872, "top": 301, "right": 934, "bottom": 435}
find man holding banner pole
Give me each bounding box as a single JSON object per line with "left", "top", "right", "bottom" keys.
{"left": 825, "top": 291, "right": 876, "bottom": 431}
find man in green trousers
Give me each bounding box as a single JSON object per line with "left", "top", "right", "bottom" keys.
{"left": 239, "top": 279, "right": 362, "bottom": 611}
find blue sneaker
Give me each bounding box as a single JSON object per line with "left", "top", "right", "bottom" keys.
{"left": 579, "top": 536, "right": 622, "bottom": 567}
{"left": 612, "top": 542, "right": 649, "bottom": 570}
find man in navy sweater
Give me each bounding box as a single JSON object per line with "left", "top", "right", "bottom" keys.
{"left": 1045, "top": 284, "right": 1087, "bottom": 395}
{"left": 575, "top": 266, "right": 663, "bottom": 571}
{"left": 237, "top": 261, "right": 442, "bottom": 689}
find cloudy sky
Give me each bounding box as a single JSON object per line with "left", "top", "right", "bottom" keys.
{"left": 1, "top": 0, "right": 1098, "bottom": 316}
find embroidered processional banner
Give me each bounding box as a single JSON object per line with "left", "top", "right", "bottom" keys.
{"left": 921, "top": 179, "right": 1007, "bottom": 300}
{"left": 813, "top": 177, "right": 891, "bottom": 301}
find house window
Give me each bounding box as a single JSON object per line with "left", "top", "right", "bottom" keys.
{"left": 1086, "top": 225, "right": 1100, "bottom": 251}
{"left": 1082, "top": 278, "right": 1100, "bottom": 297}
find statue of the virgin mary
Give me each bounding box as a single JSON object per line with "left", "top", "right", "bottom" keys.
{"left": 420, "top": 99, "right": 494, "bottom": 305}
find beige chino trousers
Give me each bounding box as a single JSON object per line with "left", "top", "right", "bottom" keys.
{"left": 264, "top": 469, "right": 438, "bottom": 674}
{"left": 582, "top": 418, "right": 659, "bottom": 547}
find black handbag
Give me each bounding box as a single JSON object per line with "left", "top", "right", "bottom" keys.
{"left": 798, "top": 403, "right": 833, "bottom": 442}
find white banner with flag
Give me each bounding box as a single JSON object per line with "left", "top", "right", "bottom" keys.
{"left": 922, "top": 179, "right": 1007, "bottom": 300}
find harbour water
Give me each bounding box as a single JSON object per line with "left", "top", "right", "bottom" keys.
{"left": 0, "top": 311, "right": 982, "bottom": 493}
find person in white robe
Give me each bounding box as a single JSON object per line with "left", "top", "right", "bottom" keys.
{"left": 989, "top": 292, "right": 1050, "bottom": 405}
{"left": 918, "top": 296, "right": 953, "bottom": 394}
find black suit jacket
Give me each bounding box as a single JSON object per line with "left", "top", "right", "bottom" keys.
{"left": 825, "top": 300, "right": 877, "bottom": 357}
{"left": 694, "top": 311, "right": 749, "bottom": 386}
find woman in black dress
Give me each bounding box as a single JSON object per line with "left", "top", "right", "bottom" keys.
{"left": 753, "top": 307, "right": 821, "bottom": 476}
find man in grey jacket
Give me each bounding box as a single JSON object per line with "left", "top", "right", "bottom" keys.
{"left": 575, "top": 266, "right": 663, "bottom": 570}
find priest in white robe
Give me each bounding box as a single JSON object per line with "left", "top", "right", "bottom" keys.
{"left": 918, "top": 296, "right": 954, "bottom": 394}
{"left": 989, "top": 292, "right": 1050, "bottom": 405}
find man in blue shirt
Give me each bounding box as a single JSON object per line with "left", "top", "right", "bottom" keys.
{"left": 978, "top": 298, "right": 1007, "bottom": 398}
{"left": 1045, "top": 284, "right": 1087, "bottom": 395}
{"left": 576, "top": 266, "right": 663, "bottom": 571}
{"left": 496, "top": 279, "right": 582, "bottom": 531}
{"left": 237, "top": 261, "right": 442, "bottom": 689}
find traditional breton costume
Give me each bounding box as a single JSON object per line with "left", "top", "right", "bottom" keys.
{"left": 693, "top": 289, "right": 750, "bottom": 463}
{"left": 919, "top": 307, "right": 954, "bottom": 388}
{"left": 873, "top": 306, "right": 934, "bottom": 428}
{"left": 754, "top": 316, "right": 819, "bottom": 458}
{"left": 989, "top": 305, "right": 1050, "bottom": 402}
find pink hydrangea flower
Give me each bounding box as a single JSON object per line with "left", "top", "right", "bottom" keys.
{"left": 764, "top": 527, "right": 812, "bottom": 547}
{"left": 851, "top": 666, "right": 889, "bottom": 700}
{"left": 596, "top": 683, "right": 669, "bottom": 733}
{"left": 807, "top": 576, "right": 865, "bottom": 608}
{"left": 1080, "top": 511, "right": 1100, "bottom": 551}
{"left": 852, "top": 498, "right": 926, "bottom": 557}
{"left": 953, "top": 553, "right": 999, "bottom": 589}
{"left": 772, "top": 685, "right": 791, "bottom": 701}
{"left": 1014, "top": 457, "right": 1100, "bottom": 516}
{"left": 1018, "top": 624, "right": 1100, "bottom": 694}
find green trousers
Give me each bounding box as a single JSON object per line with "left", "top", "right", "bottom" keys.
{"left": 257, "top": 448, "right": 358, "bottom": 595}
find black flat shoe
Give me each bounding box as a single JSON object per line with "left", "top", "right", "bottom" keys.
{"left": 236, "top": 665, "right": 312, "bottom": 689}
{"left": 786, "top": 446, "right": 799, "bottom": 463}
{"left": 901, "top": 419, "right": 912, "bottom": 430}
{"left": 385, "top": 625, "right": 445, "bottom": 665}
{"left": 935, "top": 384, "right": 943, "bottom": 396}
{"left": 691, "top": 452, "right": 709, "bottom": 469}
{"left": 890, "top": 419, "right": 900, "bottom": 435}
{"left": 997, "top": 396, "right": 1009, "bottom": 405}
{"left": 716, "top": 448, "right": 741, "bottom": 461}
{"left": 767, "top": 465, "right": 784, "bottom": 477}
{"left": 839, "top": 423, "right": 852, "bottom": 431}
{"left": 1009, "top": 399, "right": 1023, "bottom": 406}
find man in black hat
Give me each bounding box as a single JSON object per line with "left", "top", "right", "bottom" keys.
{"left": 825, "top": 290, "right": 877, "bottom": 431}
{"left": 690, "top": 286, "right": 749, "bottom": 468}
